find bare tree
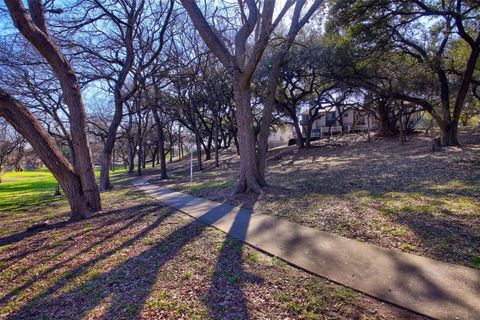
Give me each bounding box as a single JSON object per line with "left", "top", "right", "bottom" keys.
{"left": 256, "top": 0, "right": 324, "bottom": 180}
{"left": 0, "top": 89, "right": 95, "bottom": 220}
{"left": 3, "top": 0, "right": 101, "bottom": 218}
{"left": 181, "top": 0, "right": 295, "bottom": 193}
{"left": 66, "top": 0, "right": 175, "bottom": 189}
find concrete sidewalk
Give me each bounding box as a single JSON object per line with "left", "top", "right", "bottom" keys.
{"left": 133, "top": 178, "right": 480, "bottom": 320}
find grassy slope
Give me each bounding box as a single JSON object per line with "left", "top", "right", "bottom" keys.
{"left": 149, "top": 129, "right": 480, "bottom": 269}
{"left": 0, "top": 169, "right": 59, "bottom": 213}
{"left": 0, "top": 169, "right": 422, "bottom": 320}
{"left": 0, "top": 168, "right": 128, "bottom": 213}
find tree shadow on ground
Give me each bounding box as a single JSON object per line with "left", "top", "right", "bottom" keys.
{"left": 0, "top": 204, "right": 154, "bottom": 248}
{"left": 262, "top": 131, "right": 480, "bottom": 267}
{"left": 3, "top": 198, "right": 260, "bottom": 320}
{"left": 150, "top": 131, "right": 480, "bottom": 268}
{"left": 206, "top": 203, "right": 263, "bottom": 319}
{"left": 0, "top": 203, "right": 163, "bottom": 305}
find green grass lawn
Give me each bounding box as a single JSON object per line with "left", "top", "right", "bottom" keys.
{"left": 0, "top": 169, "right": 60, "bottom": 213}
{"left": 0, "top": 168, "right": 127, "bottom": 214}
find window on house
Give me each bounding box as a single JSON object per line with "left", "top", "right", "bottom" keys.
{"left": 325, "top": 112, "right": 336, "bottom": 127}
{"left": 343, "top": 112, "right": 349, "bottom": 118}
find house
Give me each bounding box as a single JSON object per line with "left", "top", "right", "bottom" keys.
{"left": 268, "top": 124, "right": 295, "bottom": 148}
{"left": 301, "top": 107, "right": 377, "bottom": 138}
{"left": 301, "top": 106, "right": 424, "bottom": 138}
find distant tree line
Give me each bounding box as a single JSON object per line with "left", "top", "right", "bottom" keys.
{"left": 0, "top": 0, "right": 478, "bottom": 219}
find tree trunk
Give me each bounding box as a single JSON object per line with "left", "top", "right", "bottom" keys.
{"left": 256, "top": 57, "right": 282, "bottom": 183}
{"left": 233, "top": 134, "right": 240, "bottom": 155}
{"left": 142, "top": 151, "right": 147, "bottom": 169}
{"left": 195, "top": 132, "right": 203, "bottom": 171}
{"left": 111, "top": 148, "right": 116, "bottom": 172}
{"left": 6, "top": 0, "right": 101, "bottom": 213}
{"left": 151, "top": 147, "right": 158, "bottom": 168}
{"left": 128, "top": 143, "right": 135, "bottom": 174}
{"left": 153, "top": 109, "right": 168, "bottom": 179}
{"left": 137, "top": 141, "right": 143, "bottom": 176}
{"left": 440, "top": 122, "right": 459, "bottom": 146}
{"left": 169, "top": 132, "right": 174, "bottom": 162}
{"left": 305, "top": 121, "right": 313, "bottom": 148}
{"left": 214, "top": 112, "right": 220, "bottom": 168}
{"left": 99, "top": 99, "right": 124, "bottom": 190}
{"left": 293, "top": 117, "right": 305, "bottom": 148}
{"left": 377, "top": 100, "right": 397, "bottom": 137}
{"left": 399, "top": 107, "right": 405, "bottom": 145}
{"left": 205, "top": 147, "right": 211, "bottom": 161}
{"left": 232, "top": 74, "right": 265, "bottom": 194}
{"left": 0, "top": 89, "right": 92, "bottom": 220}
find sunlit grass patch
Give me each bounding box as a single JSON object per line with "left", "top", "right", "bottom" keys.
{"left": 427, "top": 179, "right": 480, "bottom": 195}
{"left": 381, "top": 225, "right": 410, "bottom": 238}
{"left": 0, "top": 168, "right": 128, "bottom": 215}
{"left": 186, "top": 180, "right": 235, "bottom": 194}
{"left": 400, "top": 243, "right": 415, "bottom": 252}
{"left": 0, "top": 169, "right": 60, "bottom": 213}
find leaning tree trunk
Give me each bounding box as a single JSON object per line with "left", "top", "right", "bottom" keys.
{"left": 232, "top": 73, "right": 265, "bottom": 194}
{"left": 443, "top": 44, "right": 480, "bottom": 146}
{"left": 256, "top": 57, "right": 282, "bottom": 183}
{"left": 0, "top": 89, "right": 92, "bottom": 220}
{"left": 6, "top": 0, "right": 101, "bottom": 212}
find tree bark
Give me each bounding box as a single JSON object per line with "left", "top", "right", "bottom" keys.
{"left": 257, "top": 58, "right": 282, "bottom": 181}
{"left": 439, "top": 122, "right": 459, "bottom": 146}
{"left": 195, "top": 132, "right": 203, "bottom": 171}
{"left": 99, "top": 99, "right": 124, "bottom": 190}
{"left": 377, "top": 100, "right": 397, "bottom": 137}
{"left": 293, "top": 117, "right": 305, "bottom": 148}
{"left": 153, "top": 109, "right": 168, "bottom": 179}
{"left": 256, "top": 0, "right": 323, "bottom": 181}
{"left": 214, "top": 111, "right": 220, "bottom": 167}
{"left": 6, "top": 0, "right": 101, "bottom": 212}
{"left": 232, "top": 73, "right": 265, "bottom": 193}
{"left": 128, "top": 145, "right": 135, "bottom": 174}
{"left": 5, "top": 0, "right": 102, "bottom": 212}
{"left": 0, "top": 89, "right": 92, "bottom": 220}
{"left": 305, "top": 121, "right": 313, "bottom": 148}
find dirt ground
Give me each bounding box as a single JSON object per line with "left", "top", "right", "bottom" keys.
{"left": 0, "top": 185, "right": 423, "bottom": 320}
{"left": 149, "top": 129, "right": 480, "bottom": 269}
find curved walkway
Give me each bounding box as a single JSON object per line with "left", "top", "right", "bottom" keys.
{"left": 133, "top": 177, "right": 480, "bottom": 320}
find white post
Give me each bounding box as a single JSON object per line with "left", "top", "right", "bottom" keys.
{"left": 320, "top": 127, "right": 323, "bottom": 139}
{"left": 348, "top": 125, "right": 350, "bottom": 134}
{"left": 190, "top": 146, "right": 193, "bottom": 182}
